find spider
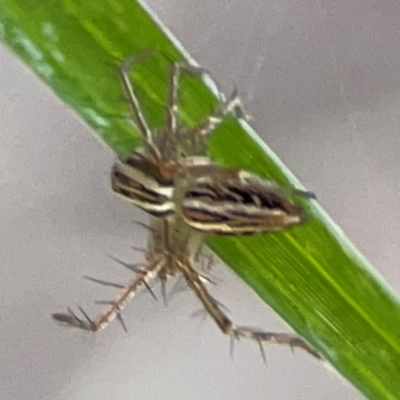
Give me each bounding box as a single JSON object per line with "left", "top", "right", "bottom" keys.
{"left": 53, "top": 53, "right": 319, "bottom": 360}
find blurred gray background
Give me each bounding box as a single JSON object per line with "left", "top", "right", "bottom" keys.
{"left": 1, "top": 1, "right": 400, "bottom": 399}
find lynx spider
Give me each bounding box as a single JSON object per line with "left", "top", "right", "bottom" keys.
{"left": 53, "top": 53, "right": 319, "bottom": 359}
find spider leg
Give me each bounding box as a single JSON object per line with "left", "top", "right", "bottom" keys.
{"left": 118, "top": 52, "right": 162, "bottom": 163}
{"left": 52, "top": 256, "right": 164, "bottom": 332}
{"left": 164, "top": 62, "right": 180, "bottom": 139}
{"left": 106, "top": 255, "right": 158, "bottom": 301}
{"left": 182, "top": 87, "right": 246, "bottom": 142}
{"left": 165, "top": 62, "right": 210, "bottom": 139}
{"left": 176, "top": 257, "right": 320, "bottom": 360}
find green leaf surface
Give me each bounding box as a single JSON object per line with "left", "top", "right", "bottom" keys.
{"left": 1, "top": 1, "right": 399, "bottom": 399}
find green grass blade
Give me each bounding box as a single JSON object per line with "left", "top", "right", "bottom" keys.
{"left": 1, "top": 1, "right": 400, "bottom": 399}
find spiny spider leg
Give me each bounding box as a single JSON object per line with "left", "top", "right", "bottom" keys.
{"left": 118, "top": 52, "right": 162, "bottom": 163}
{"left": 181, "top": 87, "right": 246, "bottom": 143}
{"left": 162, "top": 62, "right": 247, "bottom": 156}
{"left": 106, "top": 255, "right": 158, "bottom": 301}
{"left": 176, "top": 257, "right": 320, "bottom": 359}
{"left": 52, "top": 256, "right": 164, "bottom": 332}
{"left": 164, "top": 62, "right": 209, "bottom": 142}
